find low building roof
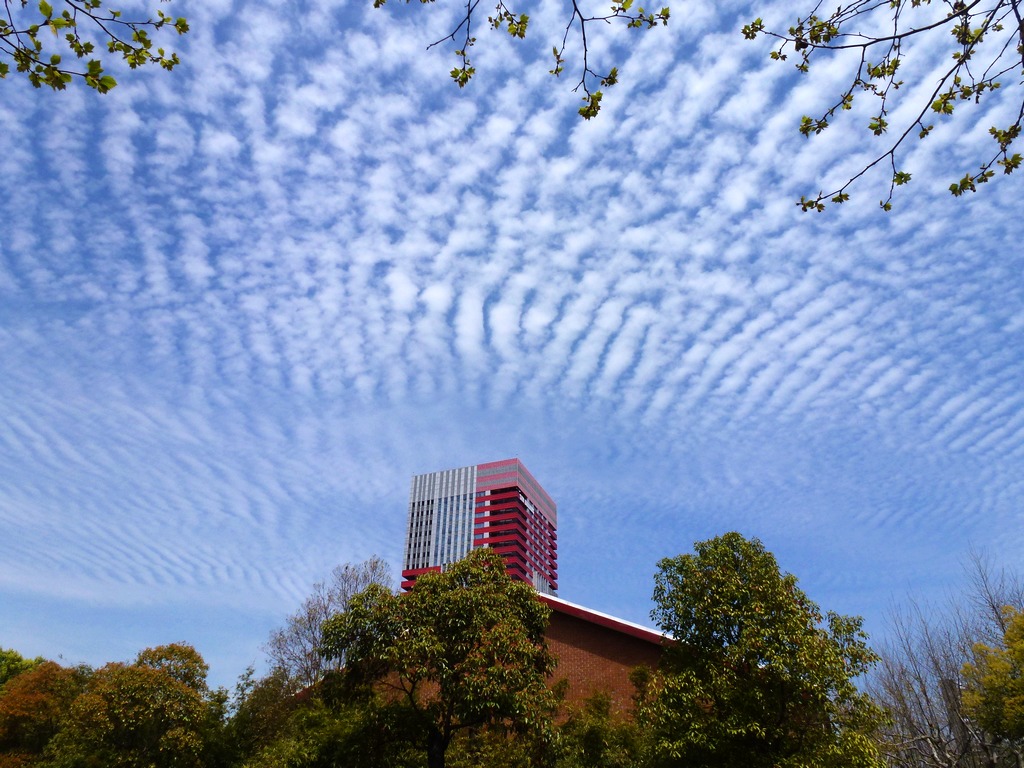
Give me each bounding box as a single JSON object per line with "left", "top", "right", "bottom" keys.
{"left": 538, "top": 593, "right": 668, "bottom": 645}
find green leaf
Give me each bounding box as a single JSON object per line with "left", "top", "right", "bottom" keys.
{"left": 578, "top": 90, "right": 603, "bottom": 119}
{"left": 449, "top": 66, "right": 475, "bottom": 87}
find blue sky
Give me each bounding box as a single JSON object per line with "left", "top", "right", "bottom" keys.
{"left": 2, "top": 0, "right": 1022, "bottom": 688}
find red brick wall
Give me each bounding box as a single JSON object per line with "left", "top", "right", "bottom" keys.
{"left": 545, "top": 608, "right": 663, "bottom": 713}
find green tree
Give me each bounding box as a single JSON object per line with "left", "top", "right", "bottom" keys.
{"left": 135, "top": 643, "right": 210, "bottom": 692}
{"left": 743, "top": 0, "right": 1024, "bottom": 209}
{"left": 641, "top": 532, "right": 886, "bottom": 768}
{"left": 444, "top": 724, "right": 549, "bottom": 768}
{"left": 225, "top": 667, "right": 300, "bottom": 765}
{"left": 554, "top": 691, "right": 644, "bottom": 768}
{"left": 0, "top": 0, "right": 188, "bottom": 93}
{"left": 963, "top": 606, "right": 1024, "bottom": 758}
{"left": 321, "top": 548, "right": 557, "bottom": 768}
{"left": 241, "top": 693, "right": 425, "bottom": 768}
{"left": 0, "top": 649, "right": 44, "bottom": 689}
{"left": 43, "top": 644, "right": 225, "bottom": 768}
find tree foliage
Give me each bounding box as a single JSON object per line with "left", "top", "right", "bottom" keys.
{"left": 0, "top": 649, "right": 44, "bottom": 690}
{"left": 373, "top": 0, "right": 667, "bottom": 118}
{"left": 963, "top": 607, "right": 1024, "bottom": 751}
{"left": 264, "top": 556, "right": 393, "bottom": 691}
{"left": 0, "top": 661, "right": 89, "bottom": 765}
{"left": 42, "top": 644, "right": 224, "bottom": 768}
{"left": 321, "top": 548, "right": 557, "bottom": 768}
{"left": 0, "top": 0, "right": 188, "bottom": 92}
{"left": 238, "top": 692, "right": 426, "bottom": 768}
{"left": 641, "top": 532, "right": 886, "bottom": 768}
{"left": 224, "top": 667, "right": 300, "bottom": 765}
{"left": 743, "top": 0, "right": 1024, "bottom": 210}
{"left": 0, "top": 644, "right": 226, "bottom": 768}
{"left": 135, "top": 642, "right": 210, "bottom": 692}
{"left": 554, "top": 691, "right": 644, "bottom": 768}
{"left": 12, "top": 545, "right": 1024, "bottom": 768}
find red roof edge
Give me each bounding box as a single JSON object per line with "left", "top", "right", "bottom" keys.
{"left": 538, "top": 593, "right": 668, "bottom": 646}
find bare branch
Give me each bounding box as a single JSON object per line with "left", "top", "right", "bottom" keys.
{"left": 264, "top": 556, "right": 392, "bottom": 690}
{"left": 747, "top": 0, "right": 1024, "bottom": 208}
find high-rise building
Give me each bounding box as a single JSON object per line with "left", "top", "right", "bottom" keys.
{"left": 402, "top": 458, "right": 558, "bottom": 594}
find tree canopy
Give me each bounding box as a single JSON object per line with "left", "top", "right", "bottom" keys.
{"left": 43, "top": 643, "right": 224, "bottom": 768}
{"left": 0, "top": 660, "right": 89, "bottom": 764}
{"left": 641, "top": 532, "right": 886, "bottom": 768}
{"left": 0, "top": 0, "right": 188, "bottom": 92}
{"left": 8, "top": 545, "right": 1024, "bottom": 768}
{"left": 320, "top": 548, "right": 557, "bottom": 768}
{"left": 0, "top": 643, "right": 227, "bottom": 768}
{"left": 0, "top": 648, "right": 44, "bottom": 688}
{"left": 963, "top": 606, "right": 1024, "bottom": 750}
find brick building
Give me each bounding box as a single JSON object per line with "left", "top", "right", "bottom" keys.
{"left": 541, "top": 593, "right": 665, "bottom": 712}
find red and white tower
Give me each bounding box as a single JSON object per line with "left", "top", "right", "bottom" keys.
{"left": 401, "top": 458, "right": 558, "bottom": 594}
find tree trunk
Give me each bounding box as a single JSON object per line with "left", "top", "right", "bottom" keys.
{"left": 426, "top": 728, "right": 447, "bottom": 768}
